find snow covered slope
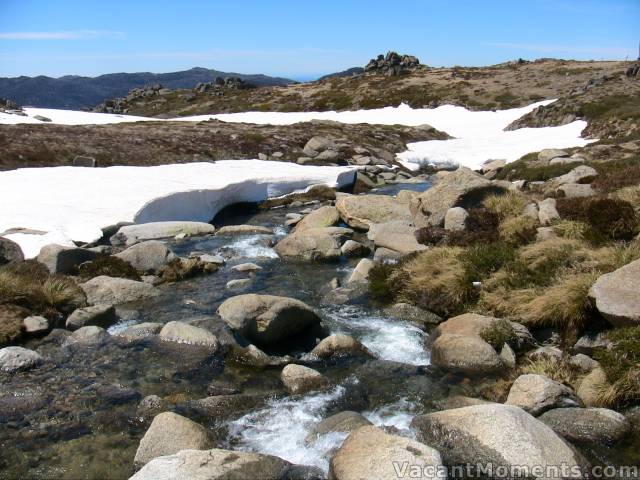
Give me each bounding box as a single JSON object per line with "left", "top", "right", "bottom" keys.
{"left": 0, "top": 102, "right": 595, "bottom": 170}
{"left": 0, "top": 161, "right": 355, "bottom": 258}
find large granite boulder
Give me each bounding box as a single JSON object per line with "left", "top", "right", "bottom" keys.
{"left": 506, "top": 374, "right": 582, "bottom": 416}
{"left": 411, "top": 404, "right": 586, "bottom": 479}
{"left": 37, "top": 244, "right": 99, "bottom": 274}
{"left": 367, "top": 221, "right": 426, "bottom": 255}
{"left": 280, "top": 364, "right": 329, "bottom": 395}
{"left": 0, "top": 237, "right": 24, "bottom": 264}
{"left": 131, "top": 448, "right": 291, "bottom": 480}
{"left": 588, "top": 259, "right": 640, "bottom": 326}
{"left": 111, "top": 221, "right": 215, "bottom": 246}
{"left": 329, "top": 426, "right": 443, "bottom": 480}
{"left": 431, "top": 333, "right": 503, "bottom": 375}
{"left": 410, "top": 168, "right": 504, "bottom": 227}
{"left": 133, "top": 412, "right": 214, "bottom": 469}
{"left": 218, "top": 294, "right": 321, "bottom": 346}
{"left": 336, "top": 195, "right": 412, "bottom": 230}
{"left": 294, "top": 206, "right": 340, "bottom": 232}
{"left": 0, "top": 346, "right": 43, "bottom": 373}
{"left": 81, "top": 276, "right": 160, "bottom": 305}
{"left": 114, "top": 240, "right": 175, "bottom": 273}
{"left": 539, "top": 407, "right": 631, "bottom": 446}
{"left": 552, "top": 165, "right": 598, "bottom": 185}
{"left": 274, "top": 227, "right": 352, "bottom": 262}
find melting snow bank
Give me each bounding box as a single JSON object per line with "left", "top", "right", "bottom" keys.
{"left": 398, "top": 120, "right": 594, "bottom": 171}
{"left": 0, "top": 160, "right": 355, "bottom": 258}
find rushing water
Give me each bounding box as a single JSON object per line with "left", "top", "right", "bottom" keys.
{"left": 1, "top": 188, "right": 637, "bottom": 479}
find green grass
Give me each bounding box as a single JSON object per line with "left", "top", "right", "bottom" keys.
{"left": 480, "top": 318, "right": 517, "bottom": 350}
{"left": 579, "top": 95, "right": 640, "bottom": 122}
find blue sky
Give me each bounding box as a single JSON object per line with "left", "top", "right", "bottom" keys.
{"left": 0, "top": 0, "right": 638, "bottom": 80}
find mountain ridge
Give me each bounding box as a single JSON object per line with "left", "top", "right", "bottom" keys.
{"left": 0, "top": 67, "right": 295, "bottom": 109}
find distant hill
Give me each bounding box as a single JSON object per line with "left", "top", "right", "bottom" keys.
{"left": 0, "top": 67, "right": 295, "bottom": 109}
{"left": 318, "top": 67, "right": 364, "bottom": 81}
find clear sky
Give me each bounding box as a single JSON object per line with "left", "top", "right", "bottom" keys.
{"left": 0, "top": 0, "right": 638, "bottom": 80}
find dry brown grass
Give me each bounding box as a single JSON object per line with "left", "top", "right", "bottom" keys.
{"left": 483, "top": 191, "right": 528, "bottom": 220}
{"left": 519, "top": 356, "right": 580, "bottom": 388}
{"left": 611, "top": 185, "right": 640, "bottom": 215}
{"left": 499, "top": 215, "right": 538, "bottom": 245}
{"left": 596, "top": 368, "right": 640, "bottom": 408}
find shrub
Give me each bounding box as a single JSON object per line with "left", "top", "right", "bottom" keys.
{"left": 594, "top": 326, "right": 640, "bottom": 408}
{"left": 499, "top": 215, "right": 538, "bottom": 245}
{"left": 556, "top": 197, "right": 638, "bottom": 240}
{"left": 480, "top": 318, "right": 517, "bottom": 350}
{"left": 483, "top": 192, "right": 528, "bottom": 220}
{"left": 591, "top": 156, "right": 640, "bottom": 193}
{"left": 414, "top": 209, "right": 500, "bottom": 247}
{"left": 78, "top": 255, "right": 141, "bottom": 281}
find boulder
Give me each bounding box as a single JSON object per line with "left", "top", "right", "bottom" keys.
{"left": 553, "top": 165, "right": 598, "bottom": 185}
{"left": 81, "top": 276, "right": 160, "bottom": 305}
{"left": 281, "top": 364, "right": 329, "bottom": 394}
{"left": 383, "top": 303, "right": 442, "bottom": 327}
{"left": 134, "top": 412, "right": 214, "bottom": 469}
{"left": 0, "top": 346, "right": 43, "bottom": 373}
{"left": 411, "top": 404, "right": 585, "bottom": 478}
{"left": 432, "top": 313, "right": 533, "bottom": 350}
{"left": 0, "top": 237, "right": 24, "bottom": 264}
{"left": 410, "top": 167, "right": 504, "bottom": 227}
{"left": 158, "top": 321, "right": 219, "bottom": 349}
{"left": 64, "top": 326, "right": 110, "bottom": 345}
{"left": 216, "top": 225, "right": 273, "bottom": 236}
{"left": 116, "top": 322, "right": 163, "bottom": 341}
{"left": 367, "top": 221, "right": 426, "bottom": 254}
{"left": 347, "top": 258, "right": 374, "bottom": 283}
{"left": 226, "top": 278, "right": 253, "bottom": 290}
{"left": 336, "top": 195, "right": 412, "bottom": 230}
{"left": 294, "top": 206, "right": 340, "bottom": 232}
{"left": 557, "top": 183, "right": 595, "bottom": 198}
{"left": 274, "top": 227, "right": 352, "bottom": 262}
{"left": 65, "top": 304, "right": 117, "bottom": 331}
{"left": 311, "top": 333, "right": 373, "bottom": 359}
{"left": 396, "top": 189, "right": 419, "bottom": 204}
{"left": 111, "top": 221, "right": 215, "bottom": 246}
{"left": 588, "top": 259, "right": 640, "bottom": 326}
{"left": 22, "top": 316, "right": 49, "bottom": 335}
{"left": 569, "top": 354, "right": 599, "bottom": 373}
{"left": 218, "top": 294, "right": 321, "bottom": 346}
{"left": 114, "top": 241, "right": 175, "bottom": 273}
{"left": 431, "top": 333, "right": 503, "bottom": 375}
{"left": 37, "top": 244, "right": 99, "bottom": 274}
{"left": 573, "top": 331, "right": 612, "bottom": 356}
{"left": 306, "top": 411, "right": 372, "bottom": 442}
{"left": 303, "top": 136, "right": 336, "bottom": 157}
{"left": 538, "top": 149, "right": 569, "bottom": 163}
{"left": 537, "top": 198, "right": 560, "bottom": 226}
{"left": 506, "top": 374, "right": 582, "bottom": 416}
{"left": 130, "top": 448, "right": 291, "bottom": 480}
{"left": 329, "top": 426, "right": 443, "bottom": 480}
{"left": 444, "top": 207, "right": 469, "bottom": 231}
{"left": 230, "top": 262, "right": 262, "bottom": 273}
{"left": 539, "top": 407, "right": 630, "bottom": 446}
{"left": 340, "top": 240, "right": 370, "bottom": 257}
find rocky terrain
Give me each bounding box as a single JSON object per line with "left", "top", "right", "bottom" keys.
{"left": 98, "top": 58, "right": 633, "bottom": 118}
{"left": 0, "top": 54, "right": 639, "bottom": 480}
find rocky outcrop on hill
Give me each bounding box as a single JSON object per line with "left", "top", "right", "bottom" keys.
{"left": 364, "top": 51, "right": 421, "bottom": 76}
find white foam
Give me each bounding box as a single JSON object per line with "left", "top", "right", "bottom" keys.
{"left": 225, "top": 235, "right": 278, "bottom": 259}
{"left": 0, "top": 161, "right": 355, "bottom": 258}
{"left": 321, "top": 305, "right": 430, "bottom": 366}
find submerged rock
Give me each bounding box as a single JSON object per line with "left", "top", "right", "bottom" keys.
{"left": 306, "top": 411, "right": 372, "bottom": 443}
{"left": 65, "top": 304, "right": 117, "bottom": 331}
{"left": 158, "top": 321, "right": 219, "bottom": 349}
{"left": 310, "top": 333, "right": 373, "bottom": 359}
{"left": 116, "top": 322, "right": 163, "bottom": 342}
{"left": 134, "top": 411, "right": 214, "bottom": 469}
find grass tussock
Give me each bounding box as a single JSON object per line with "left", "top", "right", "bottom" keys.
{"left": 499, "top": 215, "right": 538, "bottom": 245}
{"left": 611, "top": 185, "right": 640, "bottom": 215}
{"left": 480, "top": 318, "right": 517, "bottom": 350}
{"left": 0, "top": 304, "right": 29, "bottom": 345}
{"left": 78, "top": 255, "right": 141, "bottom": 281}
{"left": 593, "top": 326, "right": 640, "bottom": 409}
{"left": 519, "top": 356, "right": 580, "bottom": 387}
{"left": 552, "top": 220, "right": 603, "bottom": 245}
{"left": 483, "top": 191, "right": 528, "bottom": 220}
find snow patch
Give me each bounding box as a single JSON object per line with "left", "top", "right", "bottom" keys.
{"left": 0, "top": 161, "right": 355, "bottom": 258}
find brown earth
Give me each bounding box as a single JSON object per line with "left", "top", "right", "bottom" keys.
{"left": 0, "top": 119, "right": 446, "bottom": 171}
